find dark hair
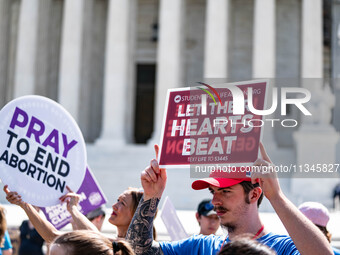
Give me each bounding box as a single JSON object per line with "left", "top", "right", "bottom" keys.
{"left": 52, "top": 230, "right": 112, "bottom": 255}
{"left": 218, "top": 237, "right": 276, "bottom": 255}
{"left": 87, "top": 206, "right": 106, "bottom": 221}
{"left": 127, "top": 188, "right": 144, "bottom": 215}
{"left": 239, "top": 182, "right": 263, "bottom": 207}
{"left": 87, "top": 213, "right": 105, "bottom": 222}
{"left": 315, "top": 224, "right": 332, "bottom": 243}
{"left": 52, "top": 230, "right": 134, "bottom": 255}
{"left": 112, "top": 240, "right": 135, "bottom": 255}
{"left": 197, "top": 199, "right": 214, "bottom": 216}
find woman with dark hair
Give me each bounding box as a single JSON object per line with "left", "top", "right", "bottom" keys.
{"left": 107, "top": 187, "right": 144, "bottom": 238}
{"left": 103, "top": 187, "right": 157, "bottom": 239}
{"left": 49, "top": 230, "right": 134, "bottom": 255}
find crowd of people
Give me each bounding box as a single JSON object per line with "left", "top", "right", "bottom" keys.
{"left": 0, "top": 143, "right": 339, "bottom": 255}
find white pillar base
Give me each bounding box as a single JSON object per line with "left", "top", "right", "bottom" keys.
{"left": 294, "top": 126, "right": 339, "bottom": 165}
{"left": 291, "top": 178, "right": 339, "bottom": 207}
{"left": 95, "top": 137, "right": 126, "bottom": 148}
{"left": 291, "top": 127, "right": 340, "bottom": 206}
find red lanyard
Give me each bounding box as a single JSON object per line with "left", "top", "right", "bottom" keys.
{"left": 253, "top": 225, "right": 265, "bottom": 239}
{"left": 219, "top": 225, "right": 264, "bottom": 252}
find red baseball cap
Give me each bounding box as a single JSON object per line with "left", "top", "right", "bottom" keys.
{"left": 192, "top": 170, "right": 252, "bottom": 190}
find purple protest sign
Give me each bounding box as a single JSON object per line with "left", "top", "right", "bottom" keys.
{"left": 41, "top": 167, "right": 107, "bottom": 230}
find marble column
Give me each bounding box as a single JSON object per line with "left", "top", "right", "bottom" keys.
{"left": 96, "top": 0, "right": 137, "bottom": 146}
{"left": 0, "top": 0, "right": 10, "bottom": 105}
{"left": 58, "top": 0, "right": 84, "bottom": 122}
{"left": 150, "top": 0, "right": 185, "bottom": 144}
{"left": 252, "top": 0, "right": 275, "bottom": 78}
{"left": 14, "top": 0, "right": 39, "bottom": 97}
{"left": 301, "top": 0, "right": 323, "bottom": 78}
{"left": 204, "top": 0, "right": 229, "bottom": 78}
{"left": 252, "top": 0, "right": 276, "bottom": 148}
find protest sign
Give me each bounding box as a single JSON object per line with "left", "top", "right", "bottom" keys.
{"left": 41, "top": 167, "right": 107, "bottom": 230}
{"left": 0, "top": 96, "right": 87, "bottom": 206}
{"left": 160, "top": 196, "right": 189, "bottom": 241}
{"left": 159, "top": 80, "right": 267, "bottom": 168}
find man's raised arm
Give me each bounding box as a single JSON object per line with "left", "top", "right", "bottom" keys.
{"left": 252, "top": 143, "right": 333, "bottom": 255}
{"left": 126, "top": 145, "right": 166, "bottom": 255}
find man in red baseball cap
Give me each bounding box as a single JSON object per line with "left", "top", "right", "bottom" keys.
{"left": 191, "top": 173, "right": 263, "bottom": 239}
{"left": 126, "top": 144, "right": 333, "bottom": 255}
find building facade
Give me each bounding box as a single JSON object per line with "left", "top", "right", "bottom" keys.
{"left": 1, "top": 0, "right": 340, "bottom": 208}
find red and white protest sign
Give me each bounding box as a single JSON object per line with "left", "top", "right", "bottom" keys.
{"left": 158, "top": 80, "right": 268, "bottom": 168}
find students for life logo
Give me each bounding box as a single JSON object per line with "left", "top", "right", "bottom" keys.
{"left": 174, "top": 95, "right": 181, "bottom": 103}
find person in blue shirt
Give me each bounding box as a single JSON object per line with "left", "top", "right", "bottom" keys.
{"left": 0, "top": 231, "right": 12, "bottom": 255}
{"left": 125, "top": 144, "right": 333, "bottom": 255}
{"left": 0, "top": 206, "right": 12, "bottom": 255}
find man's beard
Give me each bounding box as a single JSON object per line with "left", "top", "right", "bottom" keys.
{"left": 216, "top": 202, "right": 251, "bottom": 234}
{"left": 221, "top": 223, "right": 236, "bottom": 234}
{"left": 215, "top": 205, "right": 236, "bottom": 233}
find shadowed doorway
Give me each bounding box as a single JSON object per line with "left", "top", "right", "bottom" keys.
{"left": 134, "top": 64, "right": 156, "bottom": 143}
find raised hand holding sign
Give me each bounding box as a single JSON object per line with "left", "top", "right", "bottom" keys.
{"left": 141, "top": 145, "right": 167, "bottom": 200}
